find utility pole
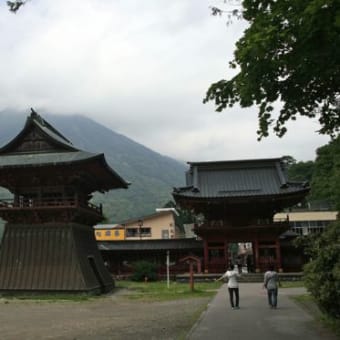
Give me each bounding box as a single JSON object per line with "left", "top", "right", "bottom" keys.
{"left": 166, "top": 250, "right": 170, "bottom": 289}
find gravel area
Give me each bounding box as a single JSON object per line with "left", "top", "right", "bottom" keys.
{"left": 0, "top": 291, "right": 211, "bottom": 340}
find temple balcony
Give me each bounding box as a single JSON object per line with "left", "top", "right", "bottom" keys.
{"left": 0, "top": 197, "right": 103, "bottom": 224}
{"left": 0, "top": 197, "right": 101, "bottom": 213}
{"left": 194, "top": 218, "right": 290, "bottom": 239}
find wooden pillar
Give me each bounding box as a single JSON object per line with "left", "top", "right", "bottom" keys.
{"left": 203, "top": 239, "right": 209, "bottom": 273}
{"left": 224, "top": 239, "right": 229, "bottom": 269}
{"left": 189, "top": 262, "right": 194, "bottom": 291}
{"left": 275, "top": 239, "right": 283, "bottom": 272}
{"left": 253, "top": 239, "right": 260, "bottom": 272}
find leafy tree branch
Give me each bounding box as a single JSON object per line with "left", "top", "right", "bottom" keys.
{"left": 205, "top": 0, "right": 340, "bottom": 140}
{"left": 6, "top": 0, "right": 27, "bottom": 13}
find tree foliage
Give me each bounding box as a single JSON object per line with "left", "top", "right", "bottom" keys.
{"left": 283, "top": 136, "right": 340, "bottom": 209}
{"left": 6, "top": 0, "right": 26, "bottom": 13}
{"left": 130, "top": 261, "right": 158, "bottom": 282}
{"left": 297, "top": 221, "right": 340, "bottom": 319}
{"left": 310, "top": 135, "right": 340, "bottom": 209}
{"left": 287, "top": 159, "right": 315, "bottom": 183}
{"left": 163, "top": 200, "right": 195, "bottom": 228}
{"left": 291, "top": 136, "right": 340, "bottom": 320}
{"left": 204, "top": 0, "right": 340, "bottom": 139}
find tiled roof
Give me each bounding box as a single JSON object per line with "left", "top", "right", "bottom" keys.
{"left": 0, "top": 110, "right": 130, "bottom": 189}
{"left": 32, "top": 112, "right": 76, "bottom": 150}
{"left": 0, "top": 150, "right": 129, "bottom": 189}
{"left": 98, "top": 238, "right": 202, "bottom": 251}
{"left": 173, "top": 158, "right": 309, "bottom": 199}
{"left": 0, "top": 109, "right": 77, "bottom": 154}
{"left": 0, "top": 151, "right": 97, "bottom": 168}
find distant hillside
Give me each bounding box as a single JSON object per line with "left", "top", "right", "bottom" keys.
{"left": 0, "top": 110, "right": 187, "bottom": 222}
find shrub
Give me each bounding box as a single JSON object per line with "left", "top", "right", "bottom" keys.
{"left": 130, "top": 261, "right": 158, "bottom": 282}
{"left": 302, "top": 221, "right": 340, "bottom": 319}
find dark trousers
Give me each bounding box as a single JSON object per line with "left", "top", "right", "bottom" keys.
{"left": 228, "top": 287, "right": 239, "bottom": 307}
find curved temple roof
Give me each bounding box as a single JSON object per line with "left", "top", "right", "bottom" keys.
{"left": 0, "top": 108, "right": 77, "bottom": 153}
{"left": 0, "top": 109, "right": 129, "bottom": 191}
{"left": 173, "top": 158, "right": 309, "bottom": 202}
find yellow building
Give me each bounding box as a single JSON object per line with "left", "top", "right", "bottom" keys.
{"left": 94, "top": 208, "right": 184, "bottom": 241}
{"left": 94, "top": 224, "right": 125, "bottom": 241}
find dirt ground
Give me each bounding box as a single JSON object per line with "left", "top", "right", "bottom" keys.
{"left": 0, "top": 290, "right": 211, "bottom": 340}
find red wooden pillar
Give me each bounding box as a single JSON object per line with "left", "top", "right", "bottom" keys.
{"left": 189, "top": 262, "right": 194, "bottom": 291}
{"left": 203, "top": 239, "right": 209, "bottom": 273}
{"left": 224, "top": 239, "right": 229, "bottom": 269}
{"left": 275, "top": 239, "right": 282, "bottom": 272}
{"left": 253, "top": 239, "right": 260, "bottom": 272}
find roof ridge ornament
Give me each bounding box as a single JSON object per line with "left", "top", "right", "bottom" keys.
{"left": 30, "top": 108, "right": 46, "bottom": 126}
{"left": 30, "top": 107, "right": 37, "bottom": 115}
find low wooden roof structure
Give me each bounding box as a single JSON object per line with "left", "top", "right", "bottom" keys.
{"left": 98, "top": 238, "right": 202, "bottom": 251}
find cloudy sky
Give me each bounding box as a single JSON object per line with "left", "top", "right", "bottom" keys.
{"left": 0, "top": 0, "right": 330, "bottom": 162}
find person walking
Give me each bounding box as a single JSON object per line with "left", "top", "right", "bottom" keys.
{"left": 263, "top": 264, "right": 279, "bottom": 309}
{"left": 216, "top": 264, "right": 241, "bottom": 309}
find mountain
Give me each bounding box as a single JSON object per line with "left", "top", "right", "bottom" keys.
{"left": 0, "top": 110, "right": 187, "bottom": 222}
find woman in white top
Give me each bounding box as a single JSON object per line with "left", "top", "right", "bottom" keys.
{"left": 216, "top": 264, "right": 241, "bottom": 309}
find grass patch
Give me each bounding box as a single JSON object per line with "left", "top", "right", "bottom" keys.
{"left": 292, "top": 294, "right": 340, "bottom": 337}
{"left": 279, "top": 280, "right": 304, "bottom": 288}
{"left": 322, "top": 315, "right": 340, "bottom": 337}
{"left": 292, "top": 294, "right": 321, "bottom": 318}
{"left": 115, "top": 280, "right": 222, "bottom": 301}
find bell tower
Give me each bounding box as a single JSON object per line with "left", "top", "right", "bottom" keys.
{"left": 0, "top": 110, "right": 129, "bottom": 293}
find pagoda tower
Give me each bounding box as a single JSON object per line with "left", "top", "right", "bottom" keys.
{"left": 0, "top": 110, "right": 129, "bottom": 293}
{"left": 173, "top": 158, "right": 309, "bottom": 273}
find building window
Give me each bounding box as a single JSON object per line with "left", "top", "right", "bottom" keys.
{"left": 105, "top": 230, "right": 111, "bottom": 236}
{"left": 96, "top": 231, "right": 101, "bottom": 237}
{"left": 126, "top": 228, "right": 138, "bottom": 237}
{"left": 141, "top": 227, "right": 151, "bottom": 237}
{"left": 291, "top": 220, "right": 331, "bottom": 235}
{"left": 162, "top": 230, "right": 169, "bottom": 239}
{"left": 114, "top": 230, "right": 120, "bottom": 237}
{"left": 125, "top": 227, "right": 151, "bottom": 238}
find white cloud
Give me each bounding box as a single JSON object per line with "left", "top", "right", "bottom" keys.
{"left": 0, "top": 0, "right": 330, "bottom": 162}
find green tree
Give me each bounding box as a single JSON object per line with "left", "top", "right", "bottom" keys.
{"left": 282, "top": 155, "right": 313, "bottom": 184}
{"left": 287, "top": 160, "right": 315, "bottom": 183}
{"left": 163, "top": 200, "right": 195, "bottom": 227}
{"left": 6, "top": 0, "right": 26, "bottom": 13}
{"left": 130, "top": 261, "right": 158, "bottom": 282}
{"left": 310, "top": 135, "right": 340, "bottom": 209}
{"left": 297, "top": 221, "right": 340, "bottom": 319}
{"left": 204, "top": 0, "right": 340, "bottom": 139}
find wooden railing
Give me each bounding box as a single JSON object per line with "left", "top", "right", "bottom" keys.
{"left": 0, "top": 197, "right": 102, "bottom": 214}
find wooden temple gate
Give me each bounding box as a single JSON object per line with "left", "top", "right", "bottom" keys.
{"left": 199, "top": 221, "right": 288, "bottom": 273}
{"left": 173, "top": 159, "right": 309, "bottom": 273}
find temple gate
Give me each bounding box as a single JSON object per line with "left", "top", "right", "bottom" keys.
{"left": 173, "top": 159, "right": 309, "bottom": 272}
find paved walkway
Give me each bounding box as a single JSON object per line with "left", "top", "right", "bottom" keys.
{"left": 187, "top": 283, "right": 337, "bottom": 340}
